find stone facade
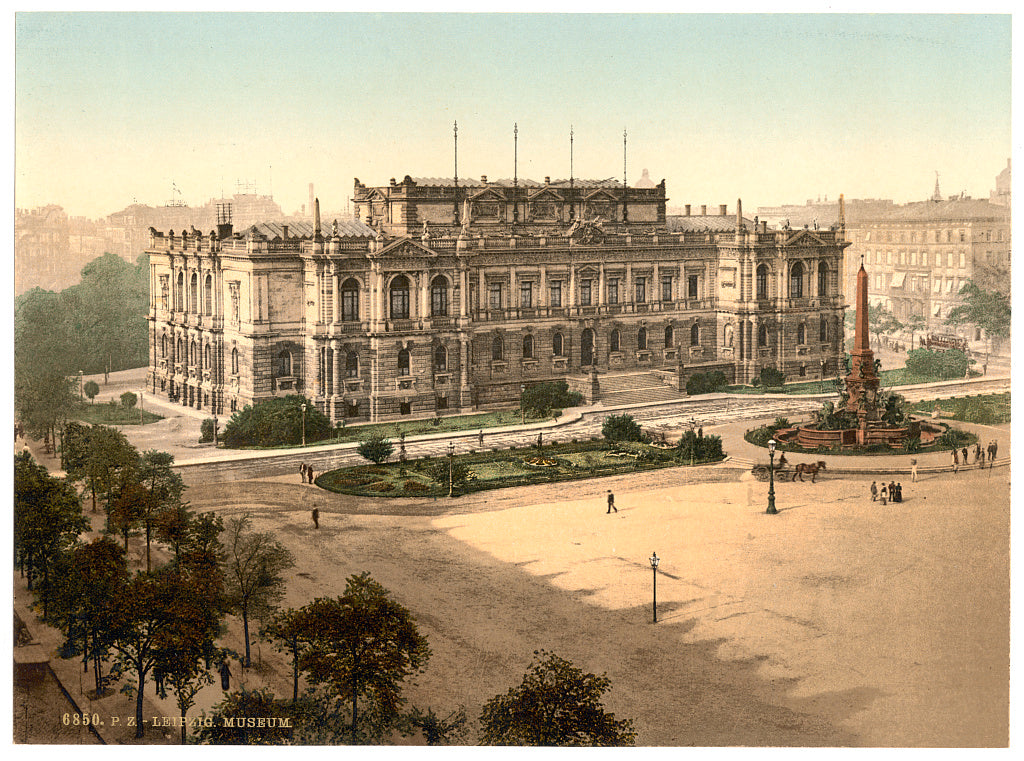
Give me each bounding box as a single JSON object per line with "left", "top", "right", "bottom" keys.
{"left": 146, "top": 176, "right": 848, "bottom": 423}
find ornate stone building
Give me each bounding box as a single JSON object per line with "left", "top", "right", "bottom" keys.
{"left": 145, "top": 176, "right": 848, "bottom": 423}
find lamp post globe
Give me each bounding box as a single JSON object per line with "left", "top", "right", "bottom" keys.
{"left": 520, "top": 383, "right": 526, "bottom": 424}
{"left": 300, "top": 403, "right": 307, "bottom": 447}
{"left": 766, "top": 438, "right": 778, "bottom": 514}
{"left": 649, "top": 551, "right": 660, "bottom": 623}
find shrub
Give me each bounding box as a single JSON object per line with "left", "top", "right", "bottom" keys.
{"left": 83, "top": 380, "right": 100, "bottom": 403}
{"left": 905, "top": 348, "right": 973, "bottom": 381}
{"left": 402, "top": 480, "right": 431, "bottom": 494}
{"left": 120, "top": 391, "right": 137, "bottom": 409}
{"left": 676, "top": 429, "right": 724, "bottom": 463}
{"left": 357, "top": 434, "right": 395, "bottom": 465}
{"left": 757, "top": 367, "right": 786, "bottom": 388}
{"left": 522, "top": 380, "right": 583, "bottom": 417}
{"left": 200, "top": 417, "right": 217, "bottom": 443}
{"left": 773, "top": 417, "right": 790, "bottom": 430}
{"left": 602, "top": 414, "right": 643, "bottom": 443}
{"left": 685, "top": 370, "right": 729, "bottom": 396}
{"left": 221, "top": 395, "right": 332, "bottom": 447}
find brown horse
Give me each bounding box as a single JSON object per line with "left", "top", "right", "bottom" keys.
{"left": 792, "top": 461, "right": 827, "bottom": 482}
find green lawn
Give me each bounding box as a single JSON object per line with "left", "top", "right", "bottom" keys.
{"left": 70, "top": 400, "right": 163, "bottom": 426}
{"left": 724, "top": 368, "right": 983, "bottom": 397}
{"left": 327, "top": 408, "right": 555, "bottom": 444}
{"left": 910, "top": 392, "right": 1010, "bottom": 425}
{"left": 315, "top": 440, "right": 724, "bottom": 498}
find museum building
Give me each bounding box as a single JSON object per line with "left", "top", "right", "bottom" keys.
{"left": 145, "top": 175, "right": 848, "bottom": 423}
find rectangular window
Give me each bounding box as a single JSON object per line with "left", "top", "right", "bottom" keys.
{"left": 580, "top": 279, "right": 592, "bottom": 306}
{"left": 342, "top": 288, "right": 359, "bottom": 321}
{"left": 520, "top": 282, "right": 533, "bottom": 309}
{"left": 431, "top": 285, "right": 448, "bottom": 317}
{"left": 607, "top": 278, "right": 618, "bottom": 304}
{"left": 489, "top": 284, "right": 502, "bottom": 311}
{"left": 959, "top": 252, "right": 966, "bottom": 269}
{"left": 549, "top": 281, "right": 562, "bottom": 307}
{"left": 635, "top": 277, "right": 646, "bottom": 303}
{"left": 688, "top": 275, "right": 699, "bottom": 300}
{"left": 921, "top": 252, "right": 928, "bottom": 266}
{"left": 661, "top": 276, "right": 673, "bottom": 302}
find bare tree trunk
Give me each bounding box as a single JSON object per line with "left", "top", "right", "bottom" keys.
{"left": 242, "top": 609, "right": 251, "bottom": 667}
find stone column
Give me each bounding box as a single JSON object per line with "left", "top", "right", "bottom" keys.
{"left": 459, "top": 266, "right": 469, "bottom": 318}
{"left": 653, "top": 262, "right": 660, "bottom": 308}
{"left": 539, "top": 265, "right": 547, "bottom": 308}
{"left": 625, "top": 263, "right": 633, "bottom": 307}
{"left": 598, "top": 263, "right": 606, "bottom": 306}
{"left": 569, "top": 263, "right": 577, "bottom": 309}
{"left": 479, "top": 269, "right": 486, "bottom": 314}
{"left": 510, "top": 265, "right": 518, "bottom": 310}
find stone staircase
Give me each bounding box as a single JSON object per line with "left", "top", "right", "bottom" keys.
{"left": 598, "top": 371, "right": 687, "bottom": 407}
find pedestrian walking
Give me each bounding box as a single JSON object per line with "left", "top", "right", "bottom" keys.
{"left": 979, "top": 448, "right": 986, "bottom": 466}
{"left": 606, "top": 490, "right": 617, "bottom": 514}
{"left": 974, "top": 444, "right": 981, "bottom": 464}
{"left": 308, "top": 467, "right": 315, "bottom": 484}
{"left": 910, "top": 459, "right": 918, "bottom": 483}
{"left": 888, "top": 481, "right": 896, "bottom": 502}
{"left": 300, "top": 463, "right": 308, "bottom": 483}
{"left": 895, "top": 483, "right": 903, "bottom": 503}
{"left": 537, "top": 432, "right": 543, "bottom": 448}
{"left": 311, "top": 507, "right": 319, "bottom": 529}
{"left": 991, "top": 440, "right": 998, "bottom": 460}
{"left": 479, "top": 429, "right": 484, "bottom": 448}
{"left": 219, "top": 660, "right": 232, "bottom": 691}
{"left": 952, "top": 448, "right": 959, "bottom": 473}
{"left": 961, "top": 448, "right": 968, "bottom": 468}
{"left": 870, "top": 481, "right": 878, "bottom": 501}
{"left": 880, "top": 484, "right": 888, "bottom": 505}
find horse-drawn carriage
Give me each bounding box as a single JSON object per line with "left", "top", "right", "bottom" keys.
{"left": 751, "top": 454, "right": 827, "bottom": 482}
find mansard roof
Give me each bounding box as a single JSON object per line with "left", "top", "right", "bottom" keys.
{"left": 405, "top": 176, "right": 625, "bottom": 189}
{"left": 664, "top": 215, "right": 754, "bottom": 233}
{"left": 248, "top": 219, "right": 376, "bottom": 240}
{"left": 869, "top": 197, "right": 1009, "bottom": 223}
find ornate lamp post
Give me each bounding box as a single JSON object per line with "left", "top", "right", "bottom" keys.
{"left": 213, "top": 416, "right": 218, "bottom": 447}
{"left": 447, "top": 442, "right": 455, "bottom": 498}
{"left": 649, "top": 551, "right": 660, "bottom": 623}
{"left": 79, "top": 370, "right": 84, "bottom": 399}
{"left": 766, "top": 438, "right": 778, "bottom": 514}
{"left": 820, "top": 359, "right": 827, "bottom": 393}
{"left": 520, "top": 383, "right": 526, "bottom": 424}
{"left": 300, "top": 403, "right": 307, "bottom": 447}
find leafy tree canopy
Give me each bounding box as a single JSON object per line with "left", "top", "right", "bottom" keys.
{"left": 946, "top": 279, "right": 1011, "bottom": 339}
{"left": 357, "top": 433, "right": 395, "bottom": 465}
{"left": 221, "top": 395, "right": 332, "bottom": 448}
{"left": 602, "top": 414, "right": 643, "bottom": 443}
{"left": 522, "top": 381, "right": 582, "bottom": 417}
{"left": 479, "top": 650, "right": 637, "bottom": 746}
{"left": 905, "top": 348, "right": 974, "bottom": 381}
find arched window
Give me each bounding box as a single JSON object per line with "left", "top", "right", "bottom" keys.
{"left": 277, "top": 350, "right": 292, "bottom": 377}
{"left": 390, "top": 275, "right": 410, "bottom": 320}
{"left": 817, "top": 261, "right": 828, "bottom": 297}
{"left": 790, "top": 261, "right": 804, "bottom": 299}
{"left": 176, "top": 337, "right": 184, "bottom": 361}
{"left": 553, "top": 332, "right": 564, "bottom": 357}
{"left": 204, "top": 343, "right": 211, "bottom": 369}
{"left": 491, "top": 335, "right": 504, "bottom": 361}
{"left": 758, "top": 324, "right": 768, "bottom": 347}
{"left": 346, "top": 351, "right": 359, "bottom": 377}
{"left": 581, "top": 328, "right": 595, "bottom": 365}
{"left": 756, "top": 264, "right": 768, "bottom": 300}
{"left": 637, "top": 327, "right": 648, "bottom": 351}
{"left": 190, "top": 272, "right": 198, "bottom": 313}
{"left": 205, "top": 274, "right": 213, "bottom": 315}
{"left": 609, "top": 329, "right": 620, "bottom": 353}
{"left": 189, "top": 340, "right": 197, "bottom": 365}
{"left": 819, "top": 317, "right": 828, "bottom": 343}
{"left": 231, "top": 348, "right": 239, "bottom": 375}
{"left": 522, "top": 334, "right": 534, "bottom": 360}
{"left": 664, "top": 325, "right": 674, "bottom": 348}
{"left": 434, "top": 345, "right": 447, "bottom": 371}
{"left": 161, "top": 334, "right": 167, "bottom": 357}
{"left": 690, "top": 323, "right": 700, "bottom": 346}
{"left": 797, "top": 323, "right": 806, "bottom": 344}
{"left": 724, "top": 324, "right": 734, "bottom": 347}
{"left": 176, "top": 271, "right": 184, "bottom": 311}
{"left": 341, "top": 278, "right": 360, "bottom": 322}
{"left": 398, "top": 348, "right": 411, "bottom": 376}
{"left": 431, "top": 275, "right": 449, "bottom": 317}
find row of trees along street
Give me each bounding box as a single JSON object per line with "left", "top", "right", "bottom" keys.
{"left": 15, "top": 423, "right": 637, "bottom": 745}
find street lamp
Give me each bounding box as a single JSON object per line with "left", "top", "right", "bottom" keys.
{"left": 300, "top": 404, "right": 307, "bottom": 447}
{"left": 139, "top": 390, "right": 144, "bottom": 424}
{"left": 447, "top": 441, "right": 455, "bottom": 498}
{"left": 79, "top": 370, "right": 84, "bottom": 399}
{"left": 820, "top": 359, "right": 826, "bottom": 393}
{"left": 766, "top": 438, "right": 778, "bottom": 514}
{"left": 213, "top": 416, "right": 218, "bottom": 447}
{"left": 649, "top": 551, "right": 660, "bottom": 623}
{"left": 520, "top": 383, "right": 526, "bottom": 424}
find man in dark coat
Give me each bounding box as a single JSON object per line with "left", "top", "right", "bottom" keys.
{"left": 219, "top": 660, "right": 232, "bottom": 691}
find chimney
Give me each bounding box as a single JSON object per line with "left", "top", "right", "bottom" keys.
{"left": 481, "top": 175, "right": 488, "bottom": 183}
{"left": 390, "top": 178, "right": 397, "bottom": 187}
{"left": 720, "top": 204, "right": 728, "bottom": 216}
{"left": 700, "top": 204, "right": 707, "bottom": 215}
{"left": 282, "top": 224, "right": 288, "bottom": 239}
{"left": 544, "top": 176, "right": 550, "bottom": 185}
{"left": 685, "top": 204, "right": 691, "bottom": 216}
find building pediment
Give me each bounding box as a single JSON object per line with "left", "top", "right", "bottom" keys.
{"left": 528, "top": 187, "right": 565, "bottom": 202}
{"left": 363, "top": 188, "right": 389, "bottom": 202}
{"left": 468, "top": 187, "right": 507, "bottom": 202}
{"left": 376, "top": 237, "right": 437, "bottom": 259}
{"left": 784, "top": 229, "right": 828, "bottom": 246}
{"left": 584, "top": 188, "right": 619, "bottom": 202}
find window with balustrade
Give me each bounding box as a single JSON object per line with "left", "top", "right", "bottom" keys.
{"left": 790, "top": 261, "right": 804, "bottom": 299}
{"left": 431, "top": 276, "right": 449, "bottom": 317}
{"left": 341, "top": 278, "right": 360, "bottom": 321}
{"left": 390, "top": 276, "right": 411, "bottom": 320}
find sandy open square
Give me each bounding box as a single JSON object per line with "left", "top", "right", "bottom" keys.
{"left": 168, "top": 461, "right": 1009, "bottom": 747}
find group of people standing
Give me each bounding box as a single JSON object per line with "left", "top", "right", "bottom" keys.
{"left": 870, "top": 480, "right": 903, "bottom": 505}
{"left": 299, "top": 462, "right": 316, "bottom": 483}
{"left": 952, "top": 441, "right": 998, "bottom": 472}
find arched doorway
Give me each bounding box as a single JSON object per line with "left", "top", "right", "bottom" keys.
{"left": 581, "top": 328, "right": 595, "bottom": 366}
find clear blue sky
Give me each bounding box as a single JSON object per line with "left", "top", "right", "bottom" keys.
{"left": 14, "top": 12, "right": 1013, "bottom": 219}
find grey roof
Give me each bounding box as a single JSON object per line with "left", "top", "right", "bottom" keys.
{"left": 868, "top": 197, "right": 1009, "bottom": 223}
{"left": 248, "top": 219, "right": 376, "bottom": 239}
{"left": 665, "top": 215, "right": 755, "bottom": 233}
{"left": 407, "top": 177, "right": 625, "bottom": 189}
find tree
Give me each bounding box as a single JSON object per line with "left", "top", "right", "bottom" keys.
{"left": 602, "top": 414, "right": 643, "bottom": 443}
{"left": 297, "top": 573, "right": 431, "bottom": 742}
{"left": 120, "top": 391, "right": 138, "bottom": 409}
{"left": 262, "top": 608, "right": 312, "bottom": 703}
{"left": 402, "top": 706, "right": 468, "bottom": 745}
{"left": 136, "top": 450, "right": 187, "bottom": 571}
{"left": 357, "top": 434, "right": 394, "bottom": 465}
{"left": 222, "top": 514, "right": 295, "bottom": 667}
{"left": 427, "top": 458, "right": 471, "bottom": 494}
{"left": 61, "top": 424, "right": 139, "bottom": 514}
{"left": 868, "top": 303, "right": 903, "bottom": 348}
{"left": 14, "top": 452, "right": 89, "bottom": 615}
{"left": 84, "top": 380, "right": 100, "bottom": 403}
{"left": 685, "top": 370, "right": 728, "bottom": 395}
{"left": 479, "top": 650, "right": 637, "bottom": 746}
{"left": 905, "top": 348, "right": 974, "bottom": 380}
{"left": 946, "top": 279, "right": 1011, "bottom": 347}
{"left": 904, "top": 314, "right": 927, "bottom": 349}
{"left": 756, "top": 367, "right": 786, "bottom": 388}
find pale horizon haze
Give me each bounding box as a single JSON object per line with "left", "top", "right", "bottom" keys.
{"left": 15, "top": 11, "right": 1013, "bottom": 221}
